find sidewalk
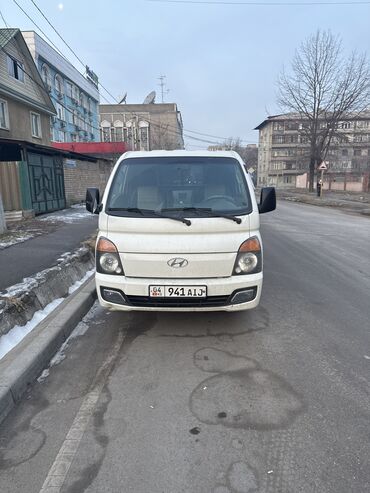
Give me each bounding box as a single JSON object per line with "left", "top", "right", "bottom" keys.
{"left": 0, "top": 205, "right": 98, "bottom": 292}
{"left": 0, "top": 206, "right": 98, "bottom": 424}
{"left": 277, "top": 188, "right": 370, "bottom": 215}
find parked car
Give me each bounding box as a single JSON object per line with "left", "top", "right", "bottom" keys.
{"left": 86, "top": 150, "right": 276, "bottom": 312}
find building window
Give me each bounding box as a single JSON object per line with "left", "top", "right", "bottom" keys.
{"left": 72, "top": 86, "right": 79, "bottom": 103}
{"left": 79, "top": 92, "right": 88, "bottom": 109}
{"left": 339, "top": 121, "right": 351, "bottom": 129}
{"left": 66, "top": 81, "right": 73, "bottom": 98}
{"left": 56, "top": 130, "right": 65, "bottom": 142}
{"left": 41, "top": 64, "right": 51, "bottom": 90}
{"left": 273, "top": 122, "right": 284, "bottom": 131}
{"left": 55, "top": 74, "right": 64, "bottom": 96}
{"left": 88, "top": 98, "right": 94, "bottom": 114}
{"left": 56, "top": 103, "right": 65, "bottom": 121}
{"left": 71, "top": 133, "right": 78, "bottom": 142}
{"left": 0, "top": 99, "right": 9, "bottom": 129}
{"left": 30, "top": 112, "right": 42, "bottom": 138}
{"left": 7, "top": 55, "right": 24, "bottom": 82}
{"left": 101, "top": 120, "right": 111, "bottom": 142}
{"left": 342, "top": 149, "right": 348, "bottom": 156}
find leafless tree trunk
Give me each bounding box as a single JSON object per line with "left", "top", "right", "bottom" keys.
{"left": 277, "top": 30, "right": 370, "bottom": 191}
{"left": 0, "top": 193, "right": 6, "bottom": 234}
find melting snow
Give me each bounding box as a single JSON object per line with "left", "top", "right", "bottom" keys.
{"left": 0, "top": 230, "right": 42, "bottom": 249}
{"left": 0, "top": 270, "right": 95, "bottom": 361}
{"left": 40, "top": 205, "right": 91, "bottom": 224}
{"left": 68, "top": 269, "right": 95, "bottom": 294}
{"left": 0, "top": 298, "right": 64, "bottom": 361}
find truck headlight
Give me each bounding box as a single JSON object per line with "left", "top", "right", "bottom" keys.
{"left": 233, "top": 236, "right": 262, "bottom": 275}
{"left": 96, "top": 237, "right": 124, "bottom": 275}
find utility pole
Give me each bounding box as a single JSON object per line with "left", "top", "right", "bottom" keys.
{"left": 158, "top": 75, "right": 169, "bottom": 103}
{"left": 0, "top": 192, "right": 6, "bottom": 234}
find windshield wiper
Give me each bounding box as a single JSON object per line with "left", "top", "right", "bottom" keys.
{"left": 107, "top": 207, "right": 191, "bottom": 226}
{"left": 162, "top": 207, "right": 242, "bottom": 224}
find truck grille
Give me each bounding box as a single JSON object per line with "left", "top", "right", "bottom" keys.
{"left": 125, "top": 294, "right": 230, "bottom": 308}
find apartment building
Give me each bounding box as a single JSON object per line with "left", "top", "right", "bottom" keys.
{"left": 99, "top": 103, "right": 184, "bottom": 151}
{"left": 23, "top": 31, "right": 100, "bottom": 143}
{"left": 255, "top": 112, "right": 370, "bottom": 190}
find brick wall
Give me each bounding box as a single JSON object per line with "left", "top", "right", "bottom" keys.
{"left": 63, "top": 158, "right": 114, "bottom": 205}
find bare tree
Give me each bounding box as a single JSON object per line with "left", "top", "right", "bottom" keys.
{"left": 0, "top": 193, "right": 6, "bottom": 234}
{"left": 278, "top": 30, "right": 370, "bottom": 191}
{"left": 221, "top": 138, "right": 257, "bottom": 167}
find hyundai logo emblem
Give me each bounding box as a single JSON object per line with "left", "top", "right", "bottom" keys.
{"left": 167, "top": 257, "right": 188, "bottom": 268}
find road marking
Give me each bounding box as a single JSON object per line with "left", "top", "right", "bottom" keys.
{"left": 39, "top": 329, "right": 125, "bottom": 493}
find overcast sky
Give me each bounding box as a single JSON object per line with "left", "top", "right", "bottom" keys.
{"left": 2, "top": 0, "right": 370, "bottom": 148}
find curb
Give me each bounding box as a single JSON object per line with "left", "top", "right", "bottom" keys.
{"left": 0, "top": 277, "right": 96, "bottom": 426}
{"left": 0, "top": 246, "right": 95, "bottom": 337}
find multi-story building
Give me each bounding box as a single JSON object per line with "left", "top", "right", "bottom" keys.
{"left": 22, "top": 31, "right": 100, "bottom": 144}
{"left": 255, "top": 112, "right": 370, "bottom": 190}
{"left": 0, "top": 28, "right": 66, "bottom": 217}
{"left": 99, "top": 103, "right": 184, "bottom": 151}
{"left": 0, "top": 29, "right": 55, "bottom": 146}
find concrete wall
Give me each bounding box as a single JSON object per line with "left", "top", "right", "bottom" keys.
{"left": 63, "top": 158, "right": 113, "bottom": 205}
{"left": 296, "top": 172, "right": 365, "bottom": 192}
{"left": 0, "top": 96, "right": 51, "bottom": 146}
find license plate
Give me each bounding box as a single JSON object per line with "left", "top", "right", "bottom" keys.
{"left": 149, "top": 285, "right": 207, "bottom": 298}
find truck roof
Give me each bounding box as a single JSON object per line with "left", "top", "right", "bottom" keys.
{"left": 120, "top": 149, "right": 243, "bottom": 161}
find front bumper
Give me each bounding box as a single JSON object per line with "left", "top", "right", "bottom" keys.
{"left": 96, "top": 272, "right": 263, "bottom": 312}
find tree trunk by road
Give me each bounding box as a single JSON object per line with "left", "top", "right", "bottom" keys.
{"left": 0, "top": 193, "right": 6, "bottom": 234}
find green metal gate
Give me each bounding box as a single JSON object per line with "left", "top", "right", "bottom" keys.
{"left": 28, "top": 152, "right": 66, "bottom": 214}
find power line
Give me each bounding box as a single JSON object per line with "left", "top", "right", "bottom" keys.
{"left": 2, "top": 37, "right": 256, "bottom": 147}
{"left": 11, "top": 0, "right": 114, "bottom": 103}
{"left": 11, "top": 0, "right": 68, "bottom": 58}
{"left": 145, "top": 0, "right": 370, "bottom": 5}
{"left": 28, "top": 0, "right": 119, "bottom": 103}
{"left": 183, "top": 127, "right": 257, "bottom": 143}
{"left": 0, "top": 46, "right": 103, "bottom": 135}
{"left": 29, "top": 0, "right": 85, "bottom": 67}
{"left": 0, "top": 9, "right": 9, "bottom": 27}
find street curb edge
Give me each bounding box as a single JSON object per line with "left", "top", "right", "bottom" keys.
{"left": 0, "top": 277, "right": 97, "bottom": 427}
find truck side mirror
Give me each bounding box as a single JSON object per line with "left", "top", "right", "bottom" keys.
{"left": 86, "top": 187, "right": 101, "bottom": 214}
{"left": 258, "top": 187, "right": 276, "bottom": 214}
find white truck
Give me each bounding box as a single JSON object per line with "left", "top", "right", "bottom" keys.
{"left": 86, "top": 150, "right": 275, "bottom": 312}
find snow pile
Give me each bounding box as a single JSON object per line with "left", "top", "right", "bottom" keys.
{"left": 40, "top": 205, "right": 91, "bottom": 224}
{"left": 0, "top": 230, "right": 43, "bottom": 250}
{"left": 0, "top": 298, "right": 64, "bottom": 361}
{"left": 68, "top": 269, "right": 95, "bottom": 294}
{"left": 0, "top": 267, "right": 95, "bottom": 362}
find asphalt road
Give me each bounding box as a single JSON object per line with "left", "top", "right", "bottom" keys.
{"left": 0, "top": 201, "right": 370, "bottom": 493}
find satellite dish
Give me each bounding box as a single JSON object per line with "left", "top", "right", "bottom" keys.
{"left": 143, "top": 91, "right": 156, "bottom": 104}
{"left": 118, "top": 92, "right": 127, "bottom": 104}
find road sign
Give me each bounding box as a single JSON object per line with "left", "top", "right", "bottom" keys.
{"left": 318, "top": 162, "right": 327, "bottom": 170}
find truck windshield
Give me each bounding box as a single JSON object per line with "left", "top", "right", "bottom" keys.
{"left": 106, "top": 156, "right": 252, "bottom": 218}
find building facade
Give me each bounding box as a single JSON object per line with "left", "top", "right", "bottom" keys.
{"left": 255, "top": 112, "right": 370, "bottom": 190}
{"left": 0, "top": 29, "right": 55, "bottom": 145}
{"left": 0, "top": 28, "right": 66, "bottom": 218}
{"left": 22, "top": 31, "right": 100, "bottom": 144}
{"left": 99, "top": 103, "right": 184, "bottom": 151}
